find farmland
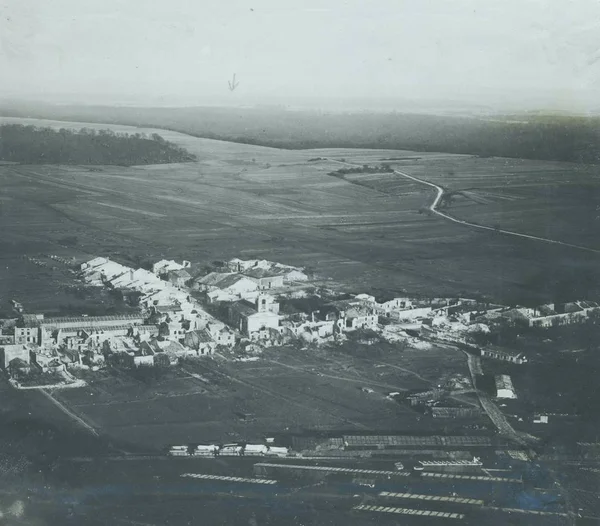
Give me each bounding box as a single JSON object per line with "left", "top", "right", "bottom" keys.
{"left": 2, "top": 117, "right": 600, "bottom": 313}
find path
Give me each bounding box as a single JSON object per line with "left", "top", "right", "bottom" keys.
{"left": 40, "top": 388, "right": 99, "bottom": 437}
{"left": 463, "top": 353, "right": 539, "bottom": 446}
{"left": 327, "top": 158, "right": 600, "bottom": 254}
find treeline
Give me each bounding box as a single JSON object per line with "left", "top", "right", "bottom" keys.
{"left": 3, "top": 102, "right": 600, "bottom": 164}
{"left": 329, "top": 164, "right": 394, "bottom": 176}
{"left": 0, "top": 124, "right": 196, "bottom": 165}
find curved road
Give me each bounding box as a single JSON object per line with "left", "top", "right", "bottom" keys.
{"left": 328, "top": 158, "right": 600, "bottom": 255}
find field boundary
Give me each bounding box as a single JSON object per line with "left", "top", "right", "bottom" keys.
{"left": 40, "top": 389, "right": 100, "bottom": 437}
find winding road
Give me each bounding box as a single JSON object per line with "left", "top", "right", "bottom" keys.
{"left": 328, "top": 159, "right": 600, "bottom": 255}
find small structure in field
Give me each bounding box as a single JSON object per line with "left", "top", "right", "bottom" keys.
{"left": 495, "top": 374, "right": 517, "bottom": 399}
{"left": 480, "top": 347, "right": 528, "bottom": 364}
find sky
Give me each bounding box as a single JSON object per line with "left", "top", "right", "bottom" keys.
{"left": 1, "top": 0, "right": 600, "bottom": 111}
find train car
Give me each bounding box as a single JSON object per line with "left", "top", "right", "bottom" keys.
{"left": 265, "top": 446, "right": 289, "bottom": 458}
{"left": 220, "top": 444, "right": 243, "bottom": 456}
{"left": 168, "top": 445, "right": 190, "bottom": 457}
{"left": 244, "top": 444, "right": 268, "bottom": 456}
{"left": 193, "top": 445, "right": 218, "bottom": 457}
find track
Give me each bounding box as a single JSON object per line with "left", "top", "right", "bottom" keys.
{"left": 327, "top": 159, "right": 600, "bottom": 255}
{"left": 40, "top": 388, "right": 99, "bottom": 437}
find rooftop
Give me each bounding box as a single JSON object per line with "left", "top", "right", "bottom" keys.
{"left": 215, "top": 274, "right": 254, "bottom": 289}
{"left": 495, "top": 374, "right": 515, "bottom": 391}
{"left": 242, "top": 268, "right": 283, "bottom": 279}
{"left": 42, "top": 314, "right": 144, "bottom": 327}
{"left": 197, "top": 272, "right": 235, "bottom": 286}
{"left": 229, "top": 300, "right": 258, "bottom": 317}
{"left": 185, "top": 329, "right": 213, "bottom": 344}
{"left": 168, "top": 269, "right": 192, "bottom": 279}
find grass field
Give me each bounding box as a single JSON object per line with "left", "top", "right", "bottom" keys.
{"left": 2, "top": 116, "right": 600, "bottom": 312}
{"left": 51, "top": 344, "right": 476, "bottom": 451}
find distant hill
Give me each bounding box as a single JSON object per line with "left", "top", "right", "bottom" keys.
{"left": 0, "top": 123, "right": 196, "bottom": 166}
{"left": 2, "top": 101, "right": 600, "bottom": 164}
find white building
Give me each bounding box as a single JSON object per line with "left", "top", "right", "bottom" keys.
{"left": 495, "top": 374, "right": 517, "bottom": 399}
{"left": 80, "top": 257, "right": 108, "bottom": 271}
{"left": 228, "top": 294, "right": 280, "bottom": 339}
{"left": 152, "top": 259, "right": 189, "bottom": 276}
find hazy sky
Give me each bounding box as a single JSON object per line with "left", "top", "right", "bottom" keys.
{"left": 1, "top": 0, "right": 600, "bottom": 110}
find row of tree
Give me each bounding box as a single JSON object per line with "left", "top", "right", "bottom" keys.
{"left": 0, "top": 124, "right": 196, "bottom": 165}
{"left": 4, "top": 102, "right": 600, "bottom": 164}
{"left": 328, "top": 164, "right": 394, "bottom": 176}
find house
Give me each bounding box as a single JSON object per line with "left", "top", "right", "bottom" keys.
{"left": 31, "top": 353, "right": 65, "bottom": 374}
{"left": 14, "top": 325, "right": 41, "bottom": 345}
{"left": 152, "top": 259, "right": 189, "bottom": 276}
{"left": 80, "top": 256, "right": 109, "bottom": 271}
{"left": 242, "top": 268, "right": 284, "bottom": 290}
{"left": 0, "top": 344, "right": 30, "bottom": 369}
{"left": 381, "top": 297, "right": 414, "bottom": 312}
{"left": 13, "top": 314, "right": 45, "bottom": 345}
{"left": 324, "top": 300, "right": 379, "bottom": 332}
{"left": 227, "top": 258, "right": 261, "bottom": 272}
{"left": 166, "top": 269, "right": 192, "bottom": 288}
{"left": 511, "top": 301, "right": 600, "bottom": 328}
{"left": 62, "top": 348, "right": 82, "bottom": 366}
{"left": 206, "top": 322, "right": 236, "bottom": 347}
{"left": 495, "top": 374, "right": 517, "bottom": 399}
{"left": 0, "top": 334, "right": 16, "bottom": 346}
{"left": 8, "top": 357, "right": 32, "bottom": 380}
{"left": 82, "top": 350, "right": 105, "bottom": 367}
{"left": 480, "top": 348, "right": 528, "bottom": 365}
{"left": 155, "top": 339, "right": 192, "bottom": 361}
{"left": 280, "top": 268, "right": 309, "bottom": 282}
{"left": 228, "top": 294, "right": 280, "bottom": 339}
{"left": 355, "top": 293, "right": 376, "bottom": 303}
{"left": 183, "top": 329, "right": 216, "bottom": 355}
{"left": 194, "top": 272, "right": 233, "bottom": 291}
{"left": 83, "top": 260, "right": 130, "bottom": 284}
{"left": 205, "top": 274, "right": 259, "bottom": 302}
{"left": 387, "top": 305, "right": 432, "bottom": 321}
{"left": 133, "top": 348, "right": 155, "bottom": 367}
{"left": 130, "top": 325, "right": 160, "bottom": 342}
{"left": 41, "top": 314, "right": 145, "bottom": 331}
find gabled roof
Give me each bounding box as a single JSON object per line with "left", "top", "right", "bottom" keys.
{"left": 185, "top": 329, "right": 214, "bottom": 345}
{"left": 197, "top": 272, "right": 235, "bottom": 285}
{"left": 9, "top": 357, "right": 30, "bottom": 368}
{"left": 216, "top": 274, "right": 256, "bottom": 290}
{"left": 242, "top": 268, "right": 282, "bottom": 279}
{"left": 345, "top": 305, "right": 376, "bottom": 318}
{"left": 229, "top": 300, "right": 258, "bottom": 317}
{"left": 168, "top": 269, "right": 191, "bottom": 279}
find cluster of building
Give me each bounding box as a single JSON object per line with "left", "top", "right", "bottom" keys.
{"left": 486, "top": 301, "right": 600, "bottom": 328}
{"left": 4, "top": 251, "right": 597, "bottom": 389}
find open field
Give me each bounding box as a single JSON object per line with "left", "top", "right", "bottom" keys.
{"left": 53, "top": 345, "right": 476, "bottom": 451}
{"left": 3, "top": 117, "right": 600, "bottom": 309}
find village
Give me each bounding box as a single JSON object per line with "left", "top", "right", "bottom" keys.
{"left": 1, "top": 254, "right": 599, "bottom": 396}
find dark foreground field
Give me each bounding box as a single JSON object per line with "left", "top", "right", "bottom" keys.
{"left": 2, "top": 117, "right": 600, "bottom": 310}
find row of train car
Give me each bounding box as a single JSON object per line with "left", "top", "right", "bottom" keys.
{"left": 168, "top": 443, "right": 289, "bottom": 458}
